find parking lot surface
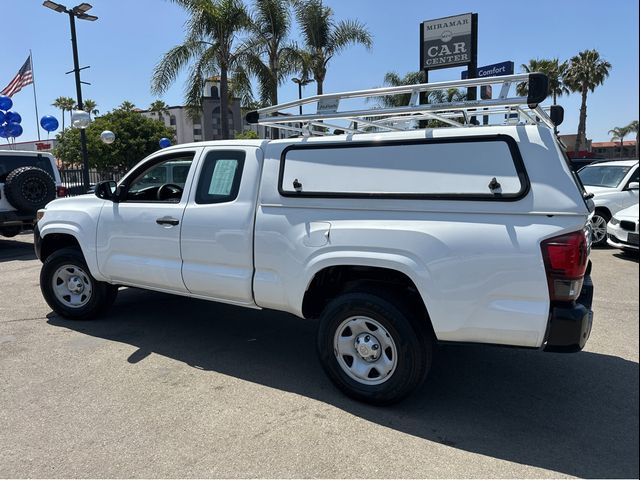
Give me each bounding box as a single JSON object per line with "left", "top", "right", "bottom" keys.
{"left": 1, "top": 233, "right": 638, "bottom": 478}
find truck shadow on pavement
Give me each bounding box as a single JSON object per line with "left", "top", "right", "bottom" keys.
{"left": 47, "top": 287, "right": 639, "bottom": 478}
{"left": 0, "top": 235, "right": 37, "bottom": 263}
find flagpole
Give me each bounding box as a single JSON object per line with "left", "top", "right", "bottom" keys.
{"left": 29, "top": 50, "right": 41, "bottom": 141}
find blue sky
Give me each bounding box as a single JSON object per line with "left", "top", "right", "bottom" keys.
{"left": 2, "top": 0, "right": 639, "bottom": 143}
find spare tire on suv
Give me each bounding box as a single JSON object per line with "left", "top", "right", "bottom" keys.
{"left": 4, "top": 166, "right": 56, "bottom": 212}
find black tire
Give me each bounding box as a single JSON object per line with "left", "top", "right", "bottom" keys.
{"left": 4, "top": 166, "right": 56, "bottom": 212}
{"left": 317, "top": 291, "right": 433, "bottom": 405}
{"left": 0, "top": 225, "right": 21, "bottom": 238}
{"left": 590, "top": 209, "right": 611, "bottom": 247}
{"left": 40, "top": 247, "right": 118, "bottom": 320}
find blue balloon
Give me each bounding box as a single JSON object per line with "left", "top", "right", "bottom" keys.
{"left": 159, "top": 137, "right": 172, "bottom": 148}
{"left": 0, "top": 125, "right": 7, "bottom": 138}
{"left": 6, "top": 122, "right": 23, "bottom": 137}
{"left": 0, "top": 111, "right": 5, "bottom": 124}
{"left": 0, "top": 95, "right": 12, "bottom": 111}
{"left": 40, "top": 115, "right": 59, "bottom": 132}
{"left": 5, "top": 111, "right": 21, "bottom": 124}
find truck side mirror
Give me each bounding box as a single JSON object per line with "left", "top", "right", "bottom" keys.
{"left": 95, "top": 180, "right": 121, "bottom": 202}
{"left": 627, "top": 181, "right": 639, "bottom": 190}
{"left": 550, "top": 105, "right": 564, "bottom": 127}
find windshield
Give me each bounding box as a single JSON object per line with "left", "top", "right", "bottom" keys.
{"left": 578, "top": 165, "right": 632, "bottom": 188}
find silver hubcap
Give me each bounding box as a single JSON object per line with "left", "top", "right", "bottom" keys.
{"left": 334, "top": 316, "right": 397, "bottom": 385}
{"left": 590, "top": 215, "right": 607, "bottom": 243}
{"left": 52, "top": 264, "right": 93, "bottom": 308}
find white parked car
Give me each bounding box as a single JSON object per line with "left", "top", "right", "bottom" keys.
{"left": 0, "top": 150, "right": 64, "bottom": 238}
{"left": 578, "top": 160, "right": 639, "bottom": 246}
{"left": 607, "top": 203, "right": 639, "bottom": 252}
{"left": 33, "top": 74, "right": 595, "bottom": 404}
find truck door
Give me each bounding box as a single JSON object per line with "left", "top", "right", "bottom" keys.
{"left": 96, "top": 150, "right": 199, "bottom": 292}
{"left": 180, "top": 147, "right": 262, "bottom": 306}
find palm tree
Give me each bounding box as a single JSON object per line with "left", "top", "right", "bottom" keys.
{"left": 609, "top": 126, "right": 630, "bottom": 159}
{"left": 118, "top": 101, "right": 137, "bottom": 112}
{"left": 374, "top": 71, "right": 425, "bottom": 108}
{"left": 149, "top": 100, "right": 170, "bottom": 123}
{"left": 294, "top": 0, "right": 372, "bottom": 95}
{"left": 517, "top": 58, "right": 569, "bottom": 105}
{"left": 430, "top": 88, "right": 466, "bottom": 103}
{"left": 152, "top": 0, "right": 251, "bottom": 139}
{"left": 83, "top": 99, "right": 99, "bottom": 116}
{"left": 242, "top": 0, "right": 298, "bottom": 106}
{"left": 564, "top": 50, "right": 612, "bottom": 153}
{"left": 627, "top": 120, "right": 639, "bottom": 158}
{"left": 51, "top": 96, "right": 76, "bottom": 133}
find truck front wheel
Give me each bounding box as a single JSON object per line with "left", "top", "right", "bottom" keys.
{"left": 40, "top": 247, "right": 118, "bottom": 320}
{"left": 317, "top": 291, "right": 432, "bottom": 405}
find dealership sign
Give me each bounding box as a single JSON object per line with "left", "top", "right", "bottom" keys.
{"left": 421, "top": 13, "right": 476, "bottom": 70}
{"left": 461, "top": 61, "right": 514, "bottom": 79}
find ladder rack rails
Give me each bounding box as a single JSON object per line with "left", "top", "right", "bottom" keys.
{"left": 246, "top": 73, "right": 562, "bottom": 136}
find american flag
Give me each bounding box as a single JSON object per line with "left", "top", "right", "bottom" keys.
{"left": 1, "top": 56, "right": 34, "bottom": 98}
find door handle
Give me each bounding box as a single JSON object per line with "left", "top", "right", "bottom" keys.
{"left": 156, "top": 216, "right": 179, "bottom": 226}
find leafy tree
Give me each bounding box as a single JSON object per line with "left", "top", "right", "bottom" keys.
{"left": 517, "top": 58, "right": 569, "bottom": 105}
{"left": 609, "top": 126, "right": 630, "bottom": 159}
{"left": 243, "top": 0, "right": 298, "bottom": 106}
{"left": 54, "top": 106, "right": 175, "bottom": 173}
{"left": 564, "top": 50, "right": 612, "bottom": 152}
{"left": 294, "top": 0, "right": 372, "bottom": 95}
{"left": 627, "top": 120, "right": 638, "bottom": 158}
{"left": 83, "top": 99, "right": 99, "bottom": 116}
{"left": 51, "top": 96, "right": 76, "bottom": 132}
{"left": 234, "top": 129, "right": 259, "bottom": 139}
{"left": 152, "top": 0, "right": 251, "bottom": 139}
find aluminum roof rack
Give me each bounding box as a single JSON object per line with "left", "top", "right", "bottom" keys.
{"left": 246, "top": 73, "right": 563, "bottom": 136}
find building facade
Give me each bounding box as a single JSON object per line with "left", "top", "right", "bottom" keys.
{"left": 590, "top": 140, "right": 637, "bottom": 160}
{"left": 0, "top": 139, "right": 57, "bottom": 153}
{"left": 140, "top": 78, "right": 243, "bottom": 144}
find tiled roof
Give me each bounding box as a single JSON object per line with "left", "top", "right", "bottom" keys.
{"left": 591, "top": 140, "right": 636, "bottom": 148}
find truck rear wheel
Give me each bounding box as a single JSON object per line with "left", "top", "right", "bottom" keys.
{"left": 40, "top": 247, "right": 118, "bottom": 320}
{"left": 317, "top": 291, "right": 432, "bottom": 405}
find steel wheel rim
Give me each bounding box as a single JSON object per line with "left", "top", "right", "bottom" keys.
{"left": 333, "top": 316, "right": 398, "bottom": 386}
{"left": 591, "top": 215, "right": 607, "bottom": 243}
{"left": 52, "top": 264, "right": 93, "bottom": 308}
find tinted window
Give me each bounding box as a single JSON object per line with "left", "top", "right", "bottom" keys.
{"left": 578, "top": 165, "right": 632, "bottom": 188}
{"left": 195, "top": 150, "right": 245, "bottom": 204}
{"left": 281, "top": 138, "right": 524, "bottom": 197}
{"left": 0, "top": 154, "right": 56, "bottom": 182}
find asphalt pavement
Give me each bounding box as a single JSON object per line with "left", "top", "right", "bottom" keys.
{"left": 0, "top": 233, "right": 638, "bottom": 478}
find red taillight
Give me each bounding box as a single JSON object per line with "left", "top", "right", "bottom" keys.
{"left": 541, "top": 229, "right": 589, "bottom": 302}
{"left": 56, "top": 186, "right": 68, "bottom": 198}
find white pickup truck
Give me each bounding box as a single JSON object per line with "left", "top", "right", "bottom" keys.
{"left": 34, "top": 74, "right": 595, "bottom": 404}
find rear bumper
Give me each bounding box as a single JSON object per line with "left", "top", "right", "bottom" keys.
{"left": 0, "top": 210, "right": 36, "bottom": 227}
{"left": 543, "top": 274, "right": 594, "bottom": 353}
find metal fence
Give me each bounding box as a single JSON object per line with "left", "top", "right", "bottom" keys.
{"left": 59, "top": 169, "right": 126, "bottom": 196}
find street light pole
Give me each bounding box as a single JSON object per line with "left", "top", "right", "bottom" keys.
{"left": 43, "top": 1, "right": 97, "bottom": 192}
{"left": 292, "top": 77, "right": 313, "bottom": 115}
{"left": 67, "top": 11, "right": 90, "bottom": 191}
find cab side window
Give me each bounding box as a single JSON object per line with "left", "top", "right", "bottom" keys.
{"left": 126, "top": 154, "right": 194, "bottom": 202}
{"left": 195, "top": 151, "right": 245, "bottom": 204}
